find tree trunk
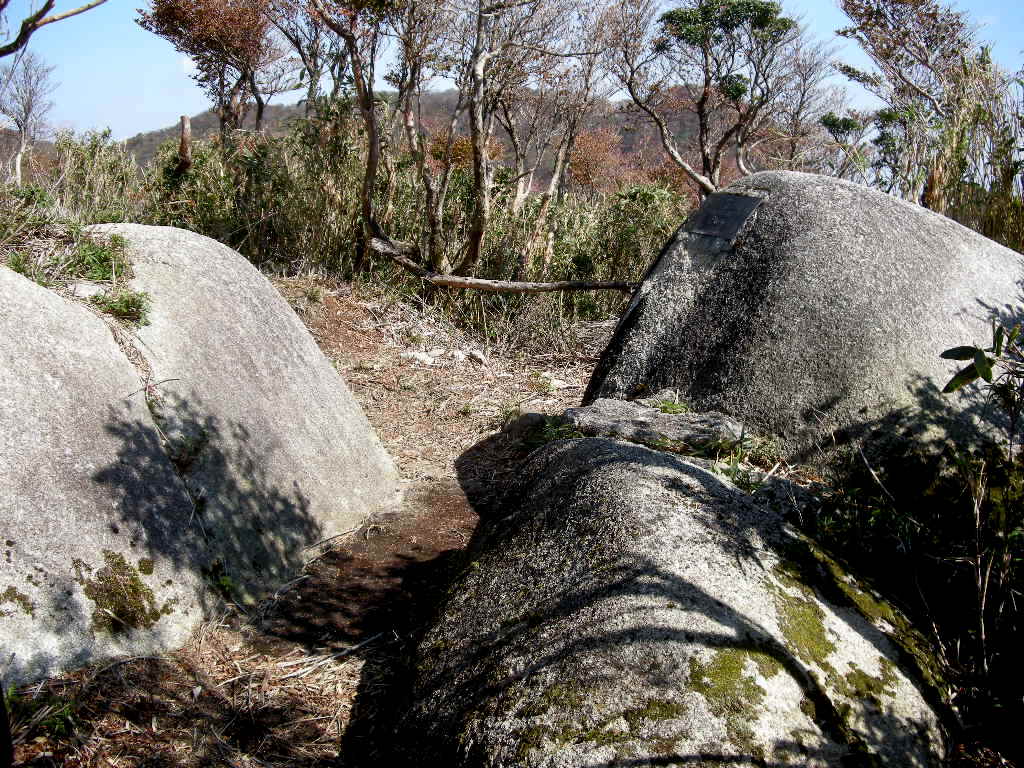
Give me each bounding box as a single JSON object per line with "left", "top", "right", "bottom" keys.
{"left": 251, "top": 72, "right": 266, "bottom": 133}
{"left": 518, "top": 134, "right": 570, "bottom": 279}
{"left": 370, "top": 232, "right": 633, "bottom": 294}
{"left": 174, "top": 115, "right": 192, "bottom": 177}
{"left": 454, "top": 10, "right": 491, "bottom": 277}
{"left": 12, "top": 131, "right": 26, "bottom": 186}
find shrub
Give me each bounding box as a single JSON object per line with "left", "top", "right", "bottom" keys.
{"left": 64, "top": 234, "right": 129, "bottom": 281}
{"left": 90, "top": 289, "right": 151, "bottom": 325}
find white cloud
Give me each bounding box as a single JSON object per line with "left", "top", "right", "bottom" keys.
{"left": 181, "top": 56, "right": 197, "bottom": 75}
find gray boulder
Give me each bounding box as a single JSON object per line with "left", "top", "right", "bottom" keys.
{"left": 557, "top": 397, "right": 826, "bottom": 522}
{"left": 584, "top": 171, "right": 1024, "bottom": 470}
{"left": 0, "top": 266, "right": 206, "bottom": 684}
{"left": 407, "top": 438, "right": 946, "bottom": 767}
{"left": 90, "top": 224, "right": 401, "bottom": 601}
{"left": 562, "top": 396, "right": 746, "bottom": 454}
{"left": 1, "top": 225, "right": 400, "bottom": 684}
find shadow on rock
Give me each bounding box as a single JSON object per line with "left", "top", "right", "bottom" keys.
{"left": 393, "top": 438, "right": 950, "bottom": 767}
{"left": 92, "top": 393, "right": 320, "bottom": 612}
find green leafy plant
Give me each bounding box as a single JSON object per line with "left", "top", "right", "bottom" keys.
{"left": 5, "top": 687, "right": 77, "bottom": 745}
{"left": 521, "top": 417, "right": 585, "bottom": 451}
{"left": 9, "top": 184, "right": 54, "bottom": 208}
{"left": 718, "top": 445, "right": 764, "bottom": 494}
{"left": 656, "top": 398, "right": 690, "bottom": 414}
{"left": 65, "top": 235, "right": 129, "bottom": 282}
{"left": 5, "top": 250, "right": 33, "bottom": 279}
{"left": 942, "top": 322, "right": 1023, "bottom": 460}
{"left": 940, "top": 322, "right": 1024, "bottom": 681}
{"left": 90, "top": 289, "right": 151, "bottom": 325}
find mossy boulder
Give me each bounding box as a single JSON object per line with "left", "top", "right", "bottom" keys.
{"left": 1, "top": 226, "right": 400, "bottom": 684}
{"left": 404, "top": 438, "right": 946, "bottom": 767}
{"left": 0, "top": 265, "right": 205, "bottom": 685}
{"left": 88, "top": 224, "right": 401, "bottom": 600}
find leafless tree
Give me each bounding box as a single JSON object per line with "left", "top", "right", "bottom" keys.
{"left": 311, "top": 0, "right": 633, "bottom": 295}
{"left": 741, "top": 32, "right": 855, "bottom": 176}
{"left": 310, "top": 0, "right": 388, "bottom": 260}
{"left": 268, "top": 0, "right": 346, "bottom": 112}
{"left": 0, "top": 49, "right": 56, "bottom": 185}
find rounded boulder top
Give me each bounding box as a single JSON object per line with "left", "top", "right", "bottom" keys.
{"left": 585, "top": 171, "right": 1024, "bottom": 470}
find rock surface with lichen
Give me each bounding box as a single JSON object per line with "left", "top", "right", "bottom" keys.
{"left": 0, "top": 228, "right": 401, "bottom": 684}
{"left": 561, "top": 396, "right": 746, "bottom": 454}
{"left": 404, "top": 438, "right": 947, "bottom": 767}
{"left": 89, "top": 224, "right": 402, "bottom": 602}
{"left": 0, "top": 265, "right": 206, "bottom": 685}
{"left": 584, "top": 171, "right": 1023, "bottom": 475}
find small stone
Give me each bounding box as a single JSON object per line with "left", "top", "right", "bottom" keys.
{"left": 400, "top": 351, "right": 436, "bottom": 365}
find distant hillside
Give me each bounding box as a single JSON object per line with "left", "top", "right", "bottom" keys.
{"left": 124, "top": 92, "right": 698, "bottom": 174}
{"left": 124, "top": 103, "right": 305, "bottom": 166}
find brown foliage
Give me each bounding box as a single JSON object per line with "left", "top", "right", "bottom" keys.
{"left": 568, "top": 128, "right": 628, "bottom": 193}
{"left": 137, "top": 0, "right": 276, "bottom": 131}
{"left": 428, "top": 133, "right": 502, "bottom": 171}
{"left": 138, "top": 0, "right": 271, "bottom": 73}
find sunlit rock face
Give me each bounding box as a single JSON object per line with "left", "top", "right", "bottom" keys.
{"left": 0, "top": 225, "right": 400, "bottom": 685}
{"left": 404, "top": 438, "right": 947, "bottom": 768}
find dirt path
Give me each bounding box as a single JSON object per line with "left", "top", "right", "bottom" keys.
{"left": 9, "top": 278, "right": 606, "bottom": 767}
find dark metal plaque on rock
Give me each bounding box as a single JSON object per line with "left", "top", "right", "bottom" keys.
{"left": 687, "top": 193, "right": 763, "bottom": 241}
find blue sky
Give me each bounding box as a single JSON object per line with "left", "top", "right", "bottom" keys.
{"left": 3, "top": 0, "right": 1024, "bottom": 140}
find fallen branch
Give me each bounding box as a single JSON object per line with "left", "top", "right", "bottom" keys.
{"left": 368, "top": 233, "right": 635, "bottom": 295}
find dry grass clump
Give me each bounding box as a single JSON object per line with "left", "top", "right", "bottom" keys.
{"left": 9, "top": 612, "right": 372, "bottom": 767}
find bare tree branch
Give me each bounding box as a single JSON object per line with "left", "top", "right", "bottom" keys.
{"left": 0, "top": 0, "right": 108, "bottom": 58}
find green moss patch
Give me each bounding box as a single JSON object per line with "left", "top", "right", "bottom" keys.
{"left": 688, "top": 649, "right": 776, "bottom": 749}
{"left": 517, "top": 682, "right": 587, "bottom": 719}
{"left": 1, "top": 585, "right": 36, "bottom": 617}
{"left": 774, "top": 532, "right": 948, "bottom": 694}
{"left": 73, "top": 550, "right": 176, "bottom": 634}
{"left": 770, "top": 580, "right": 837, "bottom": 670}
{"left": 838, "top": 660, "right": 899, "bottom": 705}
{"left": 622, "top": 698, "right": 687, "bottom": 732}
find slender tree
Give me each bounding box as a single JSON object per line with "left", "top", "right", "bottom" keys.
{"left": 0, "top": 49, "right": 56, "bottom": 185}
{"left": 268, "top": 0, "right": 346, "bottom": 111}
{"left": 836, "top": 0, "right": 1002, "bottom": 208}
{"left": 607, "top": 0, "right": 809, "bottom": 197}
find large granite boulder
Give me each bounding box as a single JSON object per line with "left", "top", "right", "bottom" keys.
{"left": 406, "top": 438, "right": 947, "bottom": 767}
{"left": 0, "top": 266, "right": 205, "bottom": 684}
{"left": 1, "top": 225, "right": 400, "bottom": 684}
{"left": 584, "top": 171, "right": 1024, "bottom": 471}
